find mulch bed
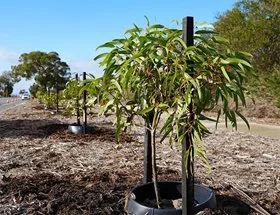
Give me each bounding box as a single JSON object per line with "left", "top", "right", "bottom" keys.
{"left": 0, "top": 101, "right": 279, "bottom": 214}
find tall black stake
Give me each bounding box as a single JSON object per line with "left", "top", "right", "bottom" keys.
{"left": 76, "top": 74, "right": 81, "bottom": 125}
{"left": 83, "top": 72, "right": 87, "bottom": 134}
{"left": 143, "top": 113, "right": 153, "bottom": 183}
{"left": 56, "top": 80, "right": 59, "bottom": 113}
{"left": 182, "top": 16, "right": 195, "bottom": 215}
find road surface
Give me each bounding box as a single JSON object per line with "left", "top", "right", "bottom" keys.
{"left": 204, "top": 120, "right": 280, "bottom": 139}
{"left": 0, "top": 97, "right": 26, "bottom": 113}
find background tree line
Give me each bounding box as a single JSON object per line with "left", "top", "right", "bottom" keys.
{"left": 215, "top": 0, "right": 280, "bottom": 107}
{"left": 0, "top": 71, "right": 14, "bottom": 97}
{"left": 12, "top": 51, "right": 71, "bottom": 107}
{"left": 1, "top": 51, "right": 70, "bottom": 99}
{"left": 12, "top": 51, "right": 70, "bottom": 96}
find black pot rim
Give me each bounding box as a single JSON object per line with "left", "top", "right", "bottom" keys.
{"left": 68, "top": 124, "right": 83, "bottom": 127}
{"left": 127, "top": 181, "right": 216, "bottom": 214}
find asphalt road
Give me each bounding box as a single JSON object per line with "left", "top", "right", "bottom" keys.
{"left": 204, "top": 120, "right": 280, "bottom": 139}
{"left": 0, "top": 97, "right": 26, "bottom": 113}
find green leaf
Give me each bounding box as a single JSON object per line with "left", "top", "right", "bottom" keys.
{"left": 119, "top": 51, "right": 143, "bottom": 71}
{"left": 172, "top": 37, "right": 187, "bottom": 49}
{"left": 138, "top": 106, "right": 154, "bottom": 115}
{"left": 96, "top": 41, "right": 116, "bottom": 50}
{"left": 111, "top": 79, "right": 122, "bottom": 93}
{"left": 230, "top": 110, "right": 237, "bottom": 129}
{"left": 149, "top": 24, "right": 165, "bottom": 29}
{"left": 221, "top": 58, "right": 252, "bottom": 68}
{"left": 144, "top": 15, "right": 150, "bottom": 26}
{"left": 225, "top": 112, "right": 228, "bottom": 128}
{"left": 194, "top": 147, "right": 210, "bottom": 169}
{"left": 132, "top": 24, "right": 142, "bottom": 33}
{"left": 160, "top": 125, "right": 173, "bottom": 143}
{"left": 158, "top": 103, "right": 169, "bottom": 110}
{"left": 236, "top": 111, "right": 250, "bottom": 130}
{"left": 199, "top": 114, "right": 216, "bottom": 122}
{"left": 213, "top": 36, "right": 229, "bottom": 45}
{"left": 236, "top": 51, "right": 253, "bottom": 58}
{"left": 183, "top": 147, "right": 192, "bottom": 171}
{"left": 102, "top": 99, "right": 114, "bottom": 112}
{"left": 195, "top": 30, "right": 217, "bottom": 35}
{"left": 126, "top": 100, "right": 137, "bottom": 105}
{"left": 237, "top": 90, "right": 246, "bottom": 107}
{"left": 221, "top": 66, "right": 231, "bottom": 82}
{"left": 94, "top": 53, "right": 108, "bottom": 61}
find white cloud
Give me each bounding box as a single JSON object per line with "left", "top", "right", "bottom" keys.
{"left": 0, "top": 47, "right": 19, "bottom": 65}
{"left": 68, "top": 59, "right": 103, "bottom": 78}
{"left": 196, "top": 22, "right": 214, "bottom": 30}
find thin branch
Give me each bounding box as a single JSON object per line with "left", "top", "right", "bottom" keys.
{"left": 229, "top": 184, "right": 271, "bottom": 215}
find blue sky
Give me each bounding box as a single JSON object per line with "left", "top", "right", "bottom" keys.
{"left": 0, "top": 0, "right": 236, "bottom": 94}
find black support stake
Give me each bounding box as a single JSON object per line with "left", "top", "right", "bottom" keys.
{"left": 83, "top": 72, "right": 87, "bottom": 134}
{"left": 76, "top": 74, "right": 81, "bottom": 125}
{"left": 56, "top": 80, "right": 59, "bottom": 113}
{"left": 182, "top": 16, "right": 195, "bottom": 215}
{"left": 143, "top": 113, "right": 153, "bottom": 183}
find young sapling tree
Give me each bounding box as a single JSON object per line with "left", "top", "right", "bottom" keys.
{"left": 87, "top": 19, "right": 255, "bottom": 209}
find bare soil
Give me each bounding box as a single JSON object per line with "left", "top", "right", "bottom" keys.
{"left": 0, "top": 101, "right": 279, "bottom": 215}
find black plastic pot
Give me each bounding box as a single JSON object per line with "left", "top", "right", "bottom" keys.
{"left": 127, "top": 181, "right": 216, "bottom": 215}
{"left": 82, "top": 125, "right": 96, "bottom": 133}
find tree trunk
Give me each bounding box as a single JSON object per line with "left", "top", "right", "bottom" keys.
{"left": 144, "top": 113, "right": 153, "bottom": 183}
{"left": 151, "top": 128, "right": 161, "bottom": 208}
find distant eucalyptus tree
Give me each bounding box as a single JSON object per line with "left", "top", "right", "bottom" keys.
{"left": 0, "top": 71, "right": 14, "bottom": 97}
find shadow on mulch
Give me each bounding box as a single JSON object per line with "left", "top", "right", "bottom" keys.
{"left": 0, "top": 119, "right": 60, "bottom": 139}
{"left": 41, "top": 123, "right": 136, "bottom": 143}
{"left": 0, "top": 118, "right": 135, "bottom": 143}
{"left": 214, "top": 195, "right": 251, "bottom": 215}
